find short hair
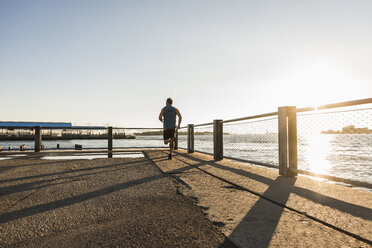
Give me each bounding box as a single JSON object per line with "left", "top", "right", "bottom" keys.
{"left": 167, "top": 98, "right": 173, "bottom": 105}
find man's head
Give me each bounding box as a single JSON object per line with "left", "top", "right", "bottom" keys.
{"left": 166, "top": 98, "right": 173, "bottom": 106}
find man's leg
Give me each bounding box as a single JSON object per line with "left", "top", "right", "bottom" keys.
{"left": 169, "top": 137, "right": 174, "bottom": 153}
{"left": 168, "top": 137, "right": 174, "bottom": 159}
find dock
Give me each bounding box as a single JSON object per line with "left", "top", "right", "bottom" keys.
{"left": 0, "top": 149, "right": 371, "bottom": 247}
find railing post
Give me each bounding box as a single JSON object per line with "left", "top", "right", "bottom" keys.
{"left": 174, "top": 129, "right": 178, "bottom": 150}
{"left": 187, "top": 124, "right": 194, "bottom": 153}
{"left": 287, "top": 106, "right": 298, "bottom": 176}
{"left": 34, "top": 126, "right": 42, "bottom": 152}
{"left": 108, "top": 126, "right": 113, "bottom": 158}
{"left": 278, "top": 107, "right": 288, "bottom": 176}
{"left": 213, "top": 120, "right": 223, "bottom": 161}
{"left": 278, "top": 106, "right": 298, "bottom": 176}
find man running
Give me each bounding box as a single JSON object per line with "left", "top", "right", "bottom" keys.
{"left": 159, "top": 98, "right": 182, "bottom": 159}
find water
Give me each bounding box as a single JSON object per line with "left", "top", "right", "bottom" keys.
{"left": 1, "top": 134, "right": 371, "bottom": 184}
{"left": 0, "top": 136, "right": 166, "bottom": 150}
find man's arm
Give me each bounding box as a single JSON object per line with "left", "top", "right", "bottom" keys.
{"left": 176, "top": 108, "right": 182, "bottom": 129}
{"left": 159, "top": 109, "right": 164, "bottom": 123}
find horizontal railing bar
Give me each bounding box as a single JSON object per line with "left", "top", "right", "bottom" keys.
{"left": 0, "top": 127, "right": 108, "bottom": 130}
{"left": 50, "top": 150, "right": 147, "bottom": 154}
{"left": 297, "top": 98, "right": 372, "bottom": 113}
{"left": 223, "top": 155, "right": 279, "bottom": 169}
{"left": 44, "top": 146, "right": 165, "bottom": 150}
{"left": 0, "top": 147, "right": 165, "bottom": 153}
{"left": 112, "top": 127, "right": 163, "bottom": 130}
{"left": 194, "top": 149, "right": 214, "bottom": 156}
{"left": 222, "top": 112, "right": 278, "bottom": 124}
{"left": 1, "top": 127, "right": 163, "bottom": 130}
{"left": 296, "top": 107, "right": 315, "bottom": 113}
{"left": 297, "top": 107, "right": 372, "bottom": 117}
{"left": 70, "top": 126, "right": 107, "bottom": 130}
{"left": 297, "top": 169, "right": 372, "bottom": 189}
{"left": 194, "top": 122, "right": 214, "bottom": 127}
{"left": 114, "top": 127, "right": 190, "bottom": 130}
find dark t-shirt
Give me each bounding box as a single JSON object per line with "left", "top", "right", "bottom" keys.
{"left": 163, "top": 105, "right": 176, "bottom": 129}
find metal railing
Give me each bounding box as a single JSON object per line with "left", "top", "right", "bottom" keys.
{"left": 1, "top": 98, "right": 371, "bottom": 188}
{"left": 177, "top": 98, "right": 372, "bottom": 188}
{"left": 0, "top": 126, "right": 165, "bottom": 153}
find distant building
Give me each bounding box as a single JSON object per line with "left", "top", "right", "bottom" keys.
{"left": 0, "top": 121, "right": 72, "bottom": 129}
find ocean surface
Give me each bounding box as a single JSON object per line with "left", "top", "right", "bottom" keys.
{"left": 1, "top": 134, "right": 371, "bottom": 185}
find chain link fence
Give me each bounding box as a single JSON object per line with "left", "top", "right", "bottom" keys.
{"left": 177, "top": 127, "right": 188, "bottom": 149}
{"left": 113, "top": 128, "right": 164, "bottom": 149}
{"left": 192, "top": 124, "right": 214, "bottom": 155}
{"left": 223, "top": 117, "right": 279, "bottom": 166}
{"left": 297, "top": 105, "right": 372, "bottom": 183}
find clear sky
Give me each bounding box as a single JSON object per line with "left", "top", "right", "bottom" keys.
{"left": 1, "top": 0, "right": 371, "bottom": 127}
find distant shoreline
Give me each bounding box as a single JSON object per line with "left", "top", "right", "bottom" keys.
{"left": 321, "top": 125, "right": 372, "bottom": 134}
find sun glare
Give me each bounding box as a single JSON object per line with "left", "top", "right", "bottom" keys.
{"left": 283, "top": 55, "right": 357, "bottom": 108}
{"left": 304, "top": 134, "right": 333, "bottom": 174}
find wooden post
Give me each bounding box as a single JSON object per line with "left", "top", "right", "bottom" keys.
{"left": 287, "top": 106, "right": 298, "bottom": 176}
{"left": 278, "top": 107, "right": 288, "bottom": 176}
{"left": 278, "top": 106, "right": 298, "bottom": 177}
{"left": 108, "top": 126, "right": 113, "bottom": 158}
{"left": 213, "top": 120, "right": 223, "bottom": 161}
{"left": 187, "top": 124, "right": 194, "bottom": 153}
{"left": 34, "top": 126, "right": 42, "bottom": 152}
{"left": 174, "top": 129, "right": 178, "bottom": 150}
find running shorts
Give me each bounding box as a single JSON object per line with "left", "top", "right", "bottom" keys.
{"left": 163, "top": 129, "right": 175, "bottom": 140}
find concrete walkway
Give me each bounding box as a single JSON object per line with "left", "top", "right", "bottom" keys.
{"left": 0, "top": 154, "right": 236, "bottom": 247}
{"left": 146, "top": 149, "right": 372, "bottom": 247}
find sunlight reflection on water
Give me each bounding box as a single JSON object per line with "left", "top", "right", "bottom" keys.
{"left": 298, "top": 134, "right": 372, "bottom": 183}
{"left": 303, "top": 134, "right": 333, "bottom": 174}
